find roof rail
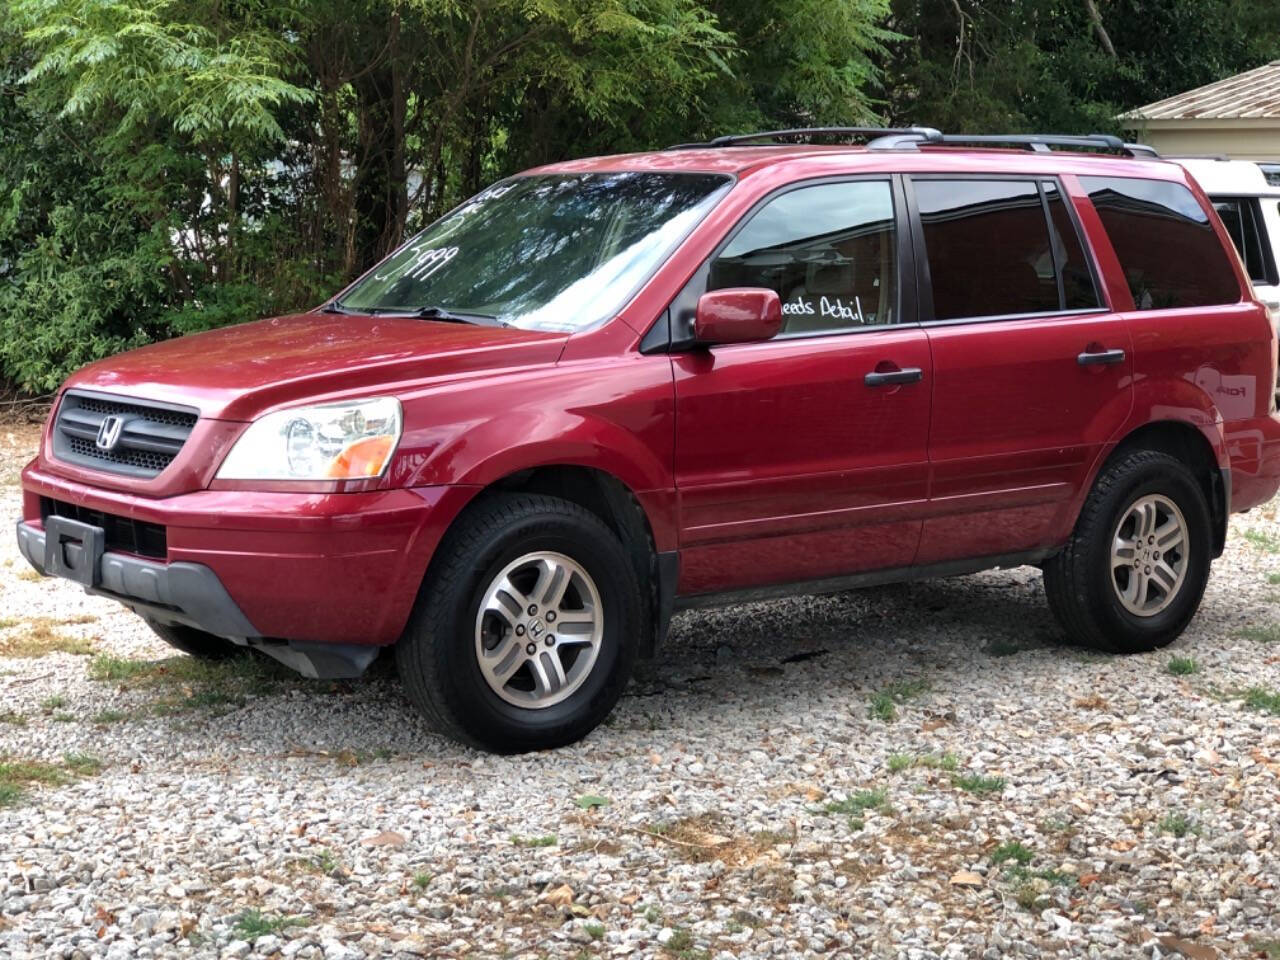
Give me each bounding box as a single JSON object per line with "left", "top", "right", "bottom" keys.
{"left": 666, "top": 126, "right": 942, "bottom": 150}
{"left": 664, "top": 127, "right": 1159, "bottom": 158}
{"left": 934, "top": 133, "right": 1159, "bottom": 158}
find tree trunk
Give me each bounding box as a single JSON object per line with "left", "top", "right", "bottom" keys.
{"left": 1083, "top": 0, "right": 1117, "bottom": 58}
{"left": 350, "top": 12, "right": 408, "bottom": 272}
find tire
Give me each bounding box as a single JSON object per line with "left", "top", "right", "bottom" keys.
{"left": 146, "top": 620, "right": 240, "bottom": 660}
{"left": 1043, "top": 450, "right": 1212, "bottom": 653}
{"left": 396, "top": 493, "right": 644, "bottom": 752}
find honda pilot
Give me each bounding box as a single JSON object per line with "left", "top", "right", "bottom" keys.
{"left": 17, "top": 128, "right": 1280, "bottom": 752}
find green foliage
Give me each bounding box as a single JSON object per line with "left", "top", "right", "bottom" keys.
{"left": 1, "top": 0, "right": 1277, "bottom": 392}
{"left": 1166, "top": 656, "right": 1198, "bottom": 676}
{"left": 953, "top": 773, "right": 1006, "bottom": 796}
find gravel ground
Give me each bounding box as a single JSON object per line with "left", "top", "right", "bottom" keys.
{"left": 2, "top": 421, "right": 1280, "bottom": 960}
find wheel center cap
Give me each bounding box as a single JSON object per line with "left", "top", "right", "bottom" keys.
{"left": 528, "top": 619, "right": 547, "bottom": 640}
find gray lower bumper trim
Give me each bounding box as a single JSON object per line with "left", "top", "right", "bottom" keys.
{"left": 15, "top": 520, "right": 377, "bottom": 680}
{"left": 17, "top": 520, "right": 258, "bottom": 638}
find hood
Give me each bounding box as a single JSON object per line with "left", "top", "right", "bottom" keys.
{"left": 63, "top": 312, "right": 569, "bottom": 420}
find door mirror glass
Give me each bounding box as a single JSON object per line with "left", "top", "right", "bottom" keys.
{"left": 694, "top": 288, "right": 782, "bottom": 345}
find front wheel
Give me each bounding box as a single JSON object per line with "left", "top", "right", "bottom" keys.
{"left": 1044, "top": 450, "right": 1212, "bottom": 653}
{"left": 396, "top": 493, "right": 644, "bottom": 752}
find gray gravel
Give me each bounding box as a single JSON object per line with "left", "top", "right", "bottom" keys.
{"left": 3, "top": 425, "right": 1279, "bottom": 959}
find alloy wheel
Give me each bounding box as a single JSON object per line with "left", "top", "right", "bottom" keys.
{"left": 474, "top": 551, "right": 604, "bottom": 708}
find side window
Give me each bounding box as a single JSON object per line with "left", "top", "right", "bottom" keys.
{"left": 1043, "top": 182, "right": 1101, "bottom": 310}
{"left": 914, "top": 179, "right": 1061, "bottom": 320}
{"left": 1080, "top": 176, "right": 1240, "bottom": 310}
{"left": 1212, "top": 197, "right": 1272, "bottom": 285}
{"left": 708, "top": 180, "right": 897, "bottom": 335}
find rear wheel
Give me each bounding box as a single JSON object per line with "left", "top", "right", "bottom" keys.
{"left": 1043, "top": 450, "right": 1212, "bottom": 653}
{"left": 146, "top": 620, "right": 239, "bottom": 660}
{"left": 396, "top": 493, "right": 643, "bottom": 752}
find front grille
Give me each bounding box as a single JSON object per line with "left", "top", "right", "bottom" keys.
{"left": 52, "top": 391, "right": 198, "bottom": 478}
{"left": 41, "top": 497, "right": 167, "bottom": 560}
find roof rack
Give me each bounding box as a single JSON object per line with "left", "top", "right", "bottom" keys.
{"left": 665, "top": 127, "right": 1160, "bottom": 158}
{"left": 666, "top": 126, "right": 942, "bottom": 150}
{"left": 932, "top": 133, "right": 1158, "bottom": 158}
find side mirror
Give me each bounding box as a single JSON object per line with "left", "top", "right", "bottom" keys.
{"left": 694, "top": 288, "right": 782, "bottom": 346}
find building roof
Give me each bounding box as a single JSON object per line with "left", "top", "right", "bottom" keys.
{"left": 1121, "top": 61, "right": 1280, "bottom": 122}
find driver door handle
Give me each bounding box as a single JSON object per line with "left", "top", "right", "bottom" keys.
{"left": 864, "top": 366, "right": 924, "bottom": 387}
{"left": 1077, "top": 348, "right": 1126, "bottom": 366}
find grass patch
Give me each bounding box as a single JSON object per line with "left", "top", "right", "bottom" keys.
{"left": 1166, "top": 656, "right": 1198, "bottom": 676}
{"left": 1237, "top": 624, "right": 1280, "bottom": 643}
{"left": 312, "top": 850, "right": 340, "bottom": 875}
{"left": 88, "top": 652, "right": 294, "bottom": 714}
{"left": 1267, "top": 573, "right": 1280, "bottom": 585}
{"left": 91, "top": 709, "right": 128, "bottom": 725}
{"left": 230, "top": 910, "right": 306, "bottom": 939}
{"left": 867, "top": 679, "right": 930, "bottom": 722}
{"left": 0, "top": 620, "right": 95, "bottom": 658}
{"left": 1244, "top": 529, "right": 1280, "bottom": 553}
{"left": 953, "top": 773, "right": 1006, "bottom": 796}
{"left": 886, "top": 753, "right": 915, "bottom": 773}
{"left": 823, "top": 788, "right": 888, "bottom": 817}
{"left": 40, "top": 695, "right": 68, "bottom": 710}
{"left": 664, "top": 927, "right": 708, "bottom": 960}
{"left": 1158, "top": 812, "right": 1199, "bottom": 838}
{"left": 990, "top": 841, "right": 1034, "bottom": 866}
{"left": 412, "top": 872, "right": 431, "bottom": 890}
{"left": 573, "top": 794, "right": 609, "bottom": 810}
{"left": 510, "top": 834, "right": 557, "bottom": 848}
{"left": 0, "top": 752, "right": 103, "bottom": 807}
{"left": 0, "top": 710, "right": 26, "bottom": 726}
{"left": 1243, "top": 686, "right": 1280, "bottom": 716}
{"left": 52, "top": 712, "right": 75, "bottom": 723}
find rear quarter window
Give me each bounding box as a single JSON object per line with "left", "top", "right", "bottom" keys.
{"left": 1080, "top": 176, "right": 1241, "bottom": 310}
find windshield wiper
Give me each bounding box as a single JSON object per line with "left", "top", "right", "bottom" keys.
{"left": 320, "top": 300, "right": 359, "bottom": 315}
{"left": 412, "top": 305, "right": 509, "bottom": 327}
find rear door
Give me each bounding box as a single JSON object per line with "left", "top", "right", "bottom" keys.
{"left": 671, "top": 177, "right": 932, "bottom": 596}
{"left": 910, "top": 175, "right": 1133, "bottom": 565}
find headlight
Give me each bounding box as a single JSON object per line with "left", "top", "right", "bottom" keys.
{"left": 216, "top": 397, "right": 402, "bottom": 480}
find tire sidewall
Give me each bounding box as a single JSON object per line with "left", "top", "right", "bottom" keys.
{"left": 1085, "top": 460, "right": 1211, "bottom": 645}
{"left": 434, "top": 511, "right": 638, "bottom": 750}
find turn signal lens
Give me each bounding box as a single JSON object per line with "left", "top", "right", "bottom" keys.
{"left": 326, "top": 435, "right": 396, "bottom": 478}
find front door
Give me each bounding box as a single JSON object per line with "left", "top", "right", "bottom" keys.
{"left": 671, "top": 178, "right": 932, "bottom": 595}
{"left": 909, "top": 175, "right": 1134, "bottom": 565}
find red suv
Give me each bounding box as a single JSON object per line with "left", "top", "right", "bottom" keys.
{"left": 17, "top": 128, "right": 1280, "bottom": 752}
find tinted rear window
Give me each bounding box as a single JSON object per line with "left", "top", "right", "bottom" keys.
{"left": 1212, "top": 197, "right": 1274, "bottom": 285}
{"left": 1080, "top": 176, "right": 1240, "bottom": 310}
{"left": 915, "top": 179, "right": 1060, "bottom": 320}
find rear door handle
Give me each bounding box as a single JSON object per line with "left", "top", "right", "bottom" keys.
{"left": 864, "top": 367, "right": 924, "bottom": 387}
{"left": 1077, "top": 348, "right": 1126, "bottom": 366}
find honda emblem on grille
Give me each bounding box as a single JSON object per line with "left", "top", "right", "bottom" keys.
{"left": 95, "top": 415, "right": 125, "bottom": 451}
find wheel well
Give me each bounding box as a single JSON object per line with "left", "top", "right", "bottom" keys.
{"left": 1105, "top": 421, "right": 1227, "bottom": 556}
{"left": 489, "top": 465, "right": 668, "bottom": 655}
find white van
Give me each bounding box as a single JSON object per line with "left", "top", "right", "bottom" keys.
{"left": 1174, "top": 158, "right": 1280, "bottom": 319}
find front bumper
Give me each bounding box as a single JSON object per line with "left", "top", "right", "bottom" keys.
{"left": 19, "top": 459, "right": 477, "bottom": 661}
{"left": 17, "top": 519, "right": 258, "bottom": 636}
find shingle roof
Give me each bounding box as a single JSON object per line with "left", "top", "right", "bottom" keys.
{"left": 1120, "top": 61, "right": 1280, "bottom": 121}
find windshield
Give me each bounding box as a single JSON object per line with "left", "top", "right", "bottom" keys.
{"left": 338, "top": 172, "right": 732, "bottom": 330}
